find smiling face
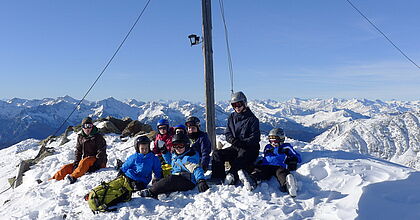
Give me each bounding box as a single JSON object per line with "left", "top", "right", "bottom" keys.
{"left": 187, "top": 126, "right": 198, "bottom": 134}
{"left": 232, "top": 101, "right": 245, "bottom": 113}
{"left": 138, "top": 143, "right": 150, "bottom": 154}
{"left": 173, "top": 143, "right": 186, "bottom": 154}
{"left": 158, "top": 125, "right": 168, "bottom": 135}
{"left": 82, "top": 123, "right": 93, "bottom": 135}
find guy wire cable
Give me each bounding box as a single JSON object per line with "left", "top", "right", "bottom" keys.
{"left": 218, "top": 0, "right": 235, "bottom": 94}
{"left": 52, "top": 0, "right": 152, "bottom": 137}
{"left": 345, "top": 0, "right": 420, "bottom": 70}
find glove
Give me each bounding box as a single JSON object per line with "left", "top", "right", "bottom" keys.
{"left": 231, "top": 138, "right": 243, "bottom": 148}
{"left": 264, "top": 148, "right": 274, "bottom": 154}
{"left": 285, "top": 157, "right": 298, "bottom": 171}
{"left": 115, "top": 159, "right": 124, "bottom": 170}
{"left": 73, "top": 162, "right": 79, "bottom": 170}
{"left": 116, "top": 170, "right": 125, "bottom": 177}
{"left": 201, "top": 163, "right": 208, "bottom": 172}
{"left": 197, "top": 179, "right": 209, "bottom": 192}
{"left": 156, "top": 140, "right": 167, "bottom": 154}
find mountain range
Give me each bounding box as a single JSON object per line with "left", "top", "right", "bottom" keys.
{"left": 0, "top": 96, "right": 419, "bottom": 169}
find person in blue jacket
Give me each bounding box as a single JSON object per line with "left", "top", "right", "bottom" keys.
{"left": 139, "top": 133, "right": 209, "bottom": 197}
{"left": 245, "top": 128, "right": 301, "bottom": 197}
{"left": 118, "top": 136, "right": 162, "bottom": 191}
{"left": 185, "top": 116, "right": 212, "bottom": 171}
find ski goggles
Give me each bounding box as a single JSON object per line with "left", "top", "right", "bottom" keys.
{"left": 172, "top": 144, "right": 185, "bottom": 149}
{"left": 158, "top": 126, "right": 168, "bottom": 130}
{"left": 268, "top": 135, "right": 285, "bottom": 143}
{"left": 82, "top": 123, "right": 94, "bottom": 129}
{"left": 231, "top": 102, "right": 244, "bottom": 108}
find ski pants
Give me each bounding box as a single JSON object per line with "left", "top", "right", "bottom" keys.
{"left": 149, "top": 174, "right": 195, "bottom": 196}
{"left": 49, "top": 156, "right": 105, "bottom": 180}
{"left": 250, "top": 165, "right": 290, "bottom": 189}
{"left": 211, "top": 146, "right": 259, "bottom": 180}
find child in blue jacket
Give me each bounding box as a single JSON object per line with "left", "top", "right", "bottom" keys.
{"left": 119, "top": 136, "right": 162, "bottom": 191}
{"left": 139, "top": 133, "right": 209, "bottom": 197}
{"left": 239, "top": 128, "right": 301, "bottom": 197}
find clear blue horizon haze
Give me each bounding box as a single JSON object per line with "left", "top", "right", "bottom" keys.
{"left": 1, "top": 0, "right": 419, "bottom": 102}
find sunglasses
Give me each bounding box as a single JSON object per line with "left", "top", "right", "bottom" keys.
{"left": 172, "top": 144, "right": 185, "bottom": 149}
{"left": 82, "top": 123, "right": 93, "bottom": 129}
{"left": 158, "top": 126, "right": 167, "bottom": 130}
{"left": 231, "top": 102, "right": 244, "bottom": 108}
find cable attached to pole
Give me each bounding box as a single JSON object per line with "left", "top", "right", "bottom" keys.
{"left": 345, "top": 0, "right": 420, "bottom": 70}
{"left": 218, "top": 0, "right": 235, "bottom": 93}
{"left": 52, "top": 0, "right": 152, "bottom": 136}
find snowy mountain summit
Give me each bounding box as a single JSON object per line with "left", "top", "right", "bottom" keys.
{"left": 1, "top": 133, "right": 419, "bottom": 219}
{"left": 1, "top": 96, "right": 419, "bottom": 149}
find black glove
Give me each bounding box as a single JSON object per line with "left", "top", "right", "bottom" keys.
{"left": 231, "top": 138, "right": 242, "bottom": 148}
{"left": 285, "top": 157, "right": 298, "bottom": 171}
{"left": 73, "top": 162, "right": 79, "bottom": 170}
{"left": 197, "top": 179, "right": 209, "bottom": 192}
{"left": 117, "top": 170, "right": 125, "bottom": 178}
{"left": 264, "top": 148, "right": 274, "bottom": 154}
{"left": 115, "top": 159, "right": 124, "bottom": 170}
{"left": 201, "top": 164, "right": 208, "bottom": 172}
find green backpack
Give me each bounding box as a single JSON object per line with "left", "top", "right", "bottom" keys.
{"left": 85, "top": 175, "right": 133, "bottom": 213}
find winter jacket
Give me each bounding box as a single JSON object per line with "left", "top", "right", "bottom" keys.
{"left": 120, "top": 152, "right": 162, "bottom": 185}
{"left": 188, "top": 131, "right": 212, "bottom": 171}
{"left": 152, "top": 127, "right": 174, "bottom": 155}
{"left": 162, "top": 148, "right": 205, "bottom": 184}
{"left": 225, "top": 107, "right": 261, "bottom": 149}
{"left": 261, "top": 143, "right": 302, "bottom": 169}
{"left": 75, "top": 126, "right": 107, "bottom": 168}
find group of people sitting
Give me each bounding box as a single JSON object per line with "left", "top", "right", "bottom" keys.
{"left": 49, "top": 91, "right": 302, "bottom": 199}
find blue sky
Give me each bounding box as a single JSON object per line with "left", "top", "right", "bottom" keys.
{"left": 0, "top": 0, "right": 419, "bottom": 102}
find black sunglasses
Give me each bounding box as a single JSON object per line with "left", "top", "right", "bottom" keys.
{"left": 231, "top": 102, "right": 244, "bottom": 108}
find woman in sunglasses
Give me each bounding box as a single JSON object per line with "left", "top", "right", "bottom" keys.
{"left": 49, "top": 117, "right": 107, "bottom": 184}
{"left": 245, "top": 128, "right": 301, "bottom": 197}
{"left": 139, "top": 133, "right": 209, "bottom": 198}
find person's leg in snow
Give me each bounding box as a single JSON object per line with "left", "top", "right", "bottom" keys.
{"left": 274, "top": 166, "right": 291, "bottom": 193}
{"left": 140, "top": 175, "right": 195, "bottom": 198}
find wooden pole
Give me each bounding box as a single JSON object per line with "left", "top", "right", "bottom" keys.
{"left": 202, "top": 0, "right": 216, "bottom": 150}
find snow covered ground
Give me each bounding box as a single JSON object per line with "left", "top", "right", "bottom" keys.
{"left": 1, "top": 133, "right": 420, "bottom": 219}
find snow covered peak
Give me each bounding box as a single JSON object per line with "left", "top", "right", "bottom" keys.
{"left": 312, "top": 111, "right": 420, "bottom": 169}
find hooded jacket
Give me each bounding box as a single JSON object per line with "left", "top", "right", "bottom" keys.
{"left": 188, "top": 131, "right": 211, "bottom": 170}
{"left": 153, "top": 127, "right": 174, "bottom": 155}
{"left": 162, "top": 148, "right": 205, "bottom": 184}
{"left": 225, "top": 107, "right": 261, "bottom": 149}
{"left": 261, "top": 143, "right": 302, "bottom": 169}
{"left": 75, "top": 126, "right": 107, "bottom": 167}
{"left": 121, "top": 152, "right": 162, "bottom": 185}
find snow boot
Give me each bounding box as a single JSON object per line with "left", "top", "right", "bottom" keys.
{"left": 286, "top": 174, "right": 297, "bottom": 197}
{"left": 224, "top": 173, "right": 235, "bottom": 185}
{"left": 238, "top": 169, "right": 257, "bottom": 191}
{"left": 139, "top": 189, "right": 152, "bottom": 197}
{"left": 66, "top": 175, "right": 77, "bottom": 184}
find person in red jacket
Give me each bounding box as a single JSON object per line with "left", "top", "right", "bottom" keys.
{"left": 49, "top": 117, "right": 107, "bottom": 184}
{"left": 152, "top": 119, "right": 174, "bottom": 158}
